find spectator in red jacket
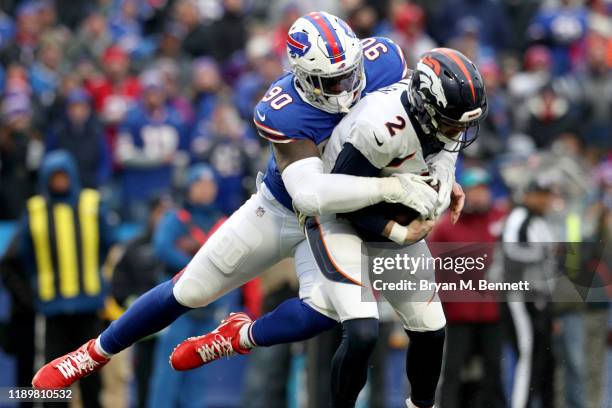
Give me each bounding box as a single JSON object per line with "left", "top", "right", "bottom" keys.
{"left": 428, "top": 167, "right": 508, "bottom": 408}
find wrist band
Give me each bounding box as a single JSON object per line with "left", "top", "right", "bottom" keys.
{"left": 389, "top": 222, "right": 408, "bottom": 245}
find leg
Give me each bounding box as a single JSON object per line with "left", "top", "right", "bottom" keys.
{"left": 249, "top": 298, "right": 336, "bottom": 346}
{"left": 303, "top": 217, "right": 381, "bottom": 407}
{"left": 557, "top": 313, "right": 586, "bottom": 408}
{"left": 330, "top": 318, "right": 379, "bottom": 408}
{"left": 441, "top": 324, "right": 474, "bottom": 408}
{"left": 170, "top": 249, "right": 337, "bottom": 369}
{"left": 248, "top": 239, "right": 343, "bottom": 347}
{"left": 369, "top": 321, "right": 393, "bottom": 408}
{"left": 475, "top": 323, "right": 506, "bottom": 408}
{"left": 380, "top": 241, "right": 447, "bottom": 408}
{"left": 103, "top": 190, "right": 292, "bottom": 354}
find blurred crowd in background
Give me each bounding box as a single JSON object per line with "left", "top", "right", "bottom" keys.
{"left": 0, "top": 0, "right": 610, "bottom": 407}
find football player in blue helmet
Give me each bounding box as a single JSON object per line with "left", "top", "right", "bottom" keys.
{"left": 33, "top": 13, "right": 436, "bottom": 408}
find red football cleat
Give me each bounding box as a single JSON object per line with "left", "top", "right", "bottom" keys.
{"left": 32, "top": 339, "right": 109, "bottom": 388}
{"left": 170, "top": 312, "right": 252, "bottom": 371}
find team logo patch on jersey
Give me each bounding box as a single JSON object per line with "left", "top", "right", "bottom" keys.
{"left": 287, "top": 32, "right": 312, "bottom": 57}
{"left": 417, "top": 61, "right": 447, "bottom": 108}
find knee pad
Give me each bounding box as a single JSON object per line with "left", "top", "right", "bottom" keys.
{"left": 172, "top": 275, "right": 211, "bottom": 308}
{"left": 342, "top": 318, "right": 379, "bottom": 353}
{"left": 172, "top": 256, "right": 228, "bottom": 308}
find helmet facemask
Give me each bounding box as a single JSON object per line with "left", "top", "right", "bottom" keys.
{"left": 294, "top": 55, "right": 364, "bottom": 114}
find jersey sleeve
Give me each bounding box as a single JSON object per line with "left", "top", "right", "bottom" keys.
{"left": 346, "top": 119, "right": 404, "bottom": 169}
{"left": 362, "top": 37, "right": 409, "bottom": 92}
{"left": 252, "top": 100, "right": 296, "bottom": 144}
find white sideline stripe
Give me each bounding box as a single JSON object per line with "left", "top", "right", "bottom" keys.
{"left": 509, "top": 301, "right": 533, "bottom": 408}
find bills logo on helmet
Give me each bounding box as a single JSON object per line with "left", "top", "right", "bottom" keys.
{"left": 287, "top": 32, "right": 312, "bottom": 57}
{"left": 417, "top": 60, "right": 447, "bottom": 108}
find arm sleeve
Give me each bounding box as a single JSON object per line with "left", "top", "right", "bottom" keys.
{"left": 281, "top": 155, "right": 403, "bottom": 216}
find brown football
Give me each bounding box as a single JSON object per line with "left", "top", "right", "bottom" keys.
{"left": 368, "top": 202, "right": 421, "bottom": 226}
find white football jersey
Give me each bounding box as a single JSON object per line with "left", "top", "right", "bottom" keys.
{"left": 322, "top": 79, "right": 457, "bottom": 177}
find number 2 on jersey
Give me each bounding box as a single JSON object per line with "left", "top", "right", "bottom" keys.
{"left": 262, "top": 86, "right": 293, "bottom": 110}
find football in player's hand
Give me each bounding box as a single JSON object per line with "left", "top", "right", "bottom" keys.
{"left": 371, "top": 202, "right": 421, "bottom": 226}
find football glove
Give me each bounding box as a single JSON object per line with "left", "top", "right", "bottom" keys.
{"left": 389, "top": 173, "right": 438, "bottom": 217}
{"left": 428, "top": 157, "right": 455, "bottom": 217}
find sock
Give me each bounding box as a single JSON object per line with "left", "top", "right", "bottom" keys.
{"left": 239, "top": 323, "right": 255, "bottom": 349}
{"left": 99, "top": 279, "right": 191, "bottom": 354}
{"left": 94, "top": 337, "right": 112, "bottom": 358}
{"left": 406, "top": 328, "right": 445, "bottom": 408}
{"left": 249, "top": 298, "right": 336, "bottom": 347}
{"left": 330, "top": 318, "right": 379, "bottom": 408}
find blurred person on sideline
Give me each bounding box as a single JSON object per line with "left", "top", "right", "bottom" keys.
{"left": 191, "top": 101, "right": 260, "bottom": 215}
{"left": 508, "top": 45, "right": 554, "bottom": 114}
{"left": 502, "top": 174, "right": 558, "bottom": 408}
{"left": 85, "top": 45, "right": 141, "bottom": 118}
{"left": 429, "top": 0, "right": 512, "bottom": 51}
{"left": 156, "top": 58, "right": 194, "bottom": 125}
{"left": 527, "top": 0, "right": 588, "bottom": 75}
{"left": 430, "top": 167, "right": 508, "bottom": 408}
{"left": 0, "top": 2, "right": 42, "bottom": 67}
{"left": 463, "top": 60, "right": 512, "bottom": 161}
{"left": 66, "top": 12, "right": 113, "bottom": 64}
{"left": 114, "top": 68, "right": 189, "bottom": 221}
{"left": 5, "top": 150, "right": 117, "bottom": 407}
{"left": 347, "top": 4, "right": 380, "bottom": 39}
{"left": 0, "top": 92, "right": 43, "bottom": 220}
{"left": 173, "top": 0, "right": 212, "bottom": 58}
{"left": 208, "top": 0, "right": 248, "bottom": 63}
{"left": 28, "top": 37, "right": 64, "bottom": 109}
{"left": 190, "top": 57, "right": 225, "bottom": 128}
{"left": 154, "top": 23, "right": 190, "bottom": 70}
{"left": 234, "top": 34, "right": 284, "bottom": 121}
{"left": 389, "top": 2, "right": 436, "bottom": 67}
{"left": 523, "top": 84, "right": 580, "bottom": 149}
{"left": 568, "top": 32, "right": 612, "bottom": 149}
{"left": 45, "top": 88, "right": 112, "bottom": 189}
{"left": 111, "top": 194, "right": 173, "bottom": 408}
{"left": 148, "top": 164, "right": 260, "bottom": 407}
